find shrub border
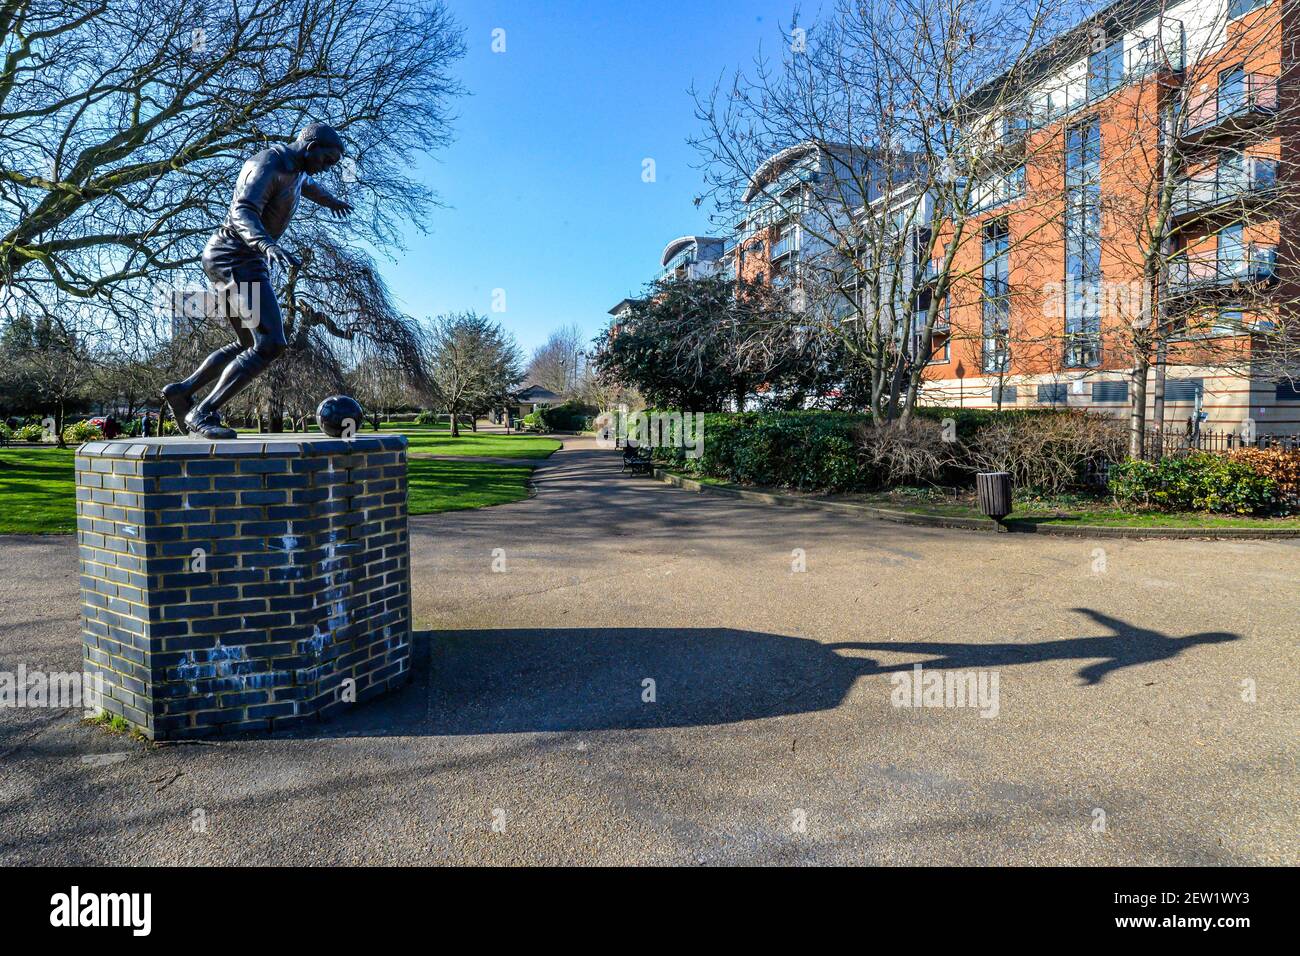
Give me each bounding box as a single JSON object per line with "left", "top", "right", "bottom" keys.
{"left": 652, "top": 468, "right": 1300, "bottom": 540}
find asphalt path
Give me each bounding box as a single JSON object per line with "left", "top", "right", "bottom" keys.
{"left": 1, "top": 437, "right": 1295, "bottom": 864}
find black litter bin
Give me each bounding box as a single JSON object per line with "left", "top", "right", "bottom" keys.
{"left": 976, "top": 471, "right": 1013, "bottom": 527}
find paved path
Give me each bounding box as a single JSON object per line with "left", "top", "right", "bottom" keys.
{"left": 1, "top": 436, "right": 1296, "bottom": 864}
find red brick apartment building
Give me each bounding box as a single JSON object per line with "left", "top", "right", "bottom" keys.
{"left": 712, "top": 0, "right": 1300, "bottom": 435}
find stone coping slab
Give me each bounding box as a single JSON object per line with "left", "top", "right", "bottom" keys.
{"left": 77, "top": 432, "right": 408, "bottom": 459}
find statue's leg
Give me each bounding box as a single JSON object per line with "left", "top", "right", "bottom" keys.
{"left": 162, "top": 246, "right": 253, "bottom": 431}
{"left": 185, "top": 266, "right": 287, "bottom": 440}
{"left": 161, "top": 329, "right": 249, "bottom": 427}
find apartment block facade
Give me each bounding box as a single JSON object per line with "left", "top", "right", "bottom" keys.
{"left": 915, "top": 0, "right": 1298, "bottom": 434}
{"left": 676, "top": 0, "right": 1298, "bottom": 435}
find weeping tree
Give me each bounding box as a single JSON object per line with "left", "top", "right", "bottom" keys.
{"left": 0, "top": 0, "right": 464, "bottom": 416}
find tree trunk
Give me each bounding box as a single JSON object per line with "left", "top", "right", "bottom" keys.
{"left": 1128, "top": 353, "right": 1150, "bottom": 459}
{"left": 450, "top": 409, "right": 460, "bottom": 437}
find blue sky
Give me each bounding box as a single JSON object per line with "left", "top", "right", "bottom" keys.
{"left": 378, "top": 0, "right": 802, "bottom": 354}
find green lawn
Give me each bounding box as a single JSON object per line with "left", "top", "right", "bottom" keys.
{"left": 401, "top": 431, "right": 560, "bottom": 459}
{"left": 0, "top": 447, "right": 78, "bottom": 534}
{"left": 0, "top": 443, "right": 536, "bottom": 533}
{"left": 407, "top": 458, "right": 534, "bottom": 514}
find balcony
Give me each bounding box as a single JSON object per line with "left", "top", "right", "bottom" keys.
{"left": 1181, "top": 73, "right": 1277, "bottom": 145}
{"left": 770, "top": 233, "right": 799, "bottom": 261}
{"left": 1167, "top": 242, "right": 1277, "bottom": 294}
{"left": 1172, "top": 157, "right": 1277, "bottom": 222}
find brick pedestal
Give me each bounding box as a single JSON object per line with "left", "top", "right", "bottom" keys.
{"left": 75, "top": 433, "right": 412, "bottom": 739}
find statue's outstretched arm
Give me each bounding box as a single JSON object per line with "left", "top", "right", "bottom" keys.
{"left": 302, "top": 177, "right": 338, "bottom": 206}
{"left": 302, "top": 176, "right": 353, "bottom": 218}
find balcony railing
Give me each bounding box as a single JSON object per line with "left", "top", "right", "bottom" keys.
{"left": 1172, "top": 157, "right": 1277, "bottom": 215}
{"left": 1168, "top": 242, "right": 1277, "bottom": 290}
{"left": 770, "top": 234, "right": 798, "bottom": 260}
{"left": 1184, "top": 73, "right": 1277, "bottom": 135}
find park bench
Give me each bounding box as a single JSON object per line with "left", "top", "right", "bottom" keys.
{"left": 622, "top": 444, "right": 654, "bottom": 475}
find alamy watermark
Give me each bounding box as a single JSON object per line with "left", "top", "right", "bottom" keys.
{"left": 0, "top": 665, "right": 104, "bottom": 715}
{"left": 152, "top": 280, "right": 261, "bottom": 329}
{"left": 595, "top": 406, "right": 705, "bottom": 458}
{"left": 890, "top": 663, "right": 1000, "bottom": 718}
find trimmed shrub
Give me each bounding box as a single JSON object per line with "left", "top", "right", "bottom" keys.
{"left": 520, "top": 410, "right": 545, "bottom": 432}
{"left": 1228, "top": 447, "right": 1300, "bottom": 507}
{"left": 1108, "top": 452, "right": 1280, "bottom": 515}
{"left": 909, "top": 405, "right": 1061, "bottom": 443}
{"left": 854, "top": 419, "right": 958, "bottom": 488}
{"left": 539, "top": 401, "right": 598, "bottom": 432}
{"left": 62, "top": 421, "right": 103, "bottom": 444}
{"left": 654, "top": 410, "right": 873, "bottom": 492}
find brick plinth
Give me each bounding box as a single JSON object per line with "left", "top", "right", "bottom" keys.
{"left": 75, "top": 433, "right": 412, "bottom": 739}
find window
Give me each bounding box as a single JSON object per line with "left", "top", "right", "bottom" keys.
{"left": 1217, "top": 223, "right": 1245, "bottom": 279}
{"left": 911, "top": 316, "right": 950, "bottom": 364}
{"left": 982, "top": 218, "right": 1011, "bottom": 374}
{"left": 1215, "top": 305, "right": 1243, "bottom": 335}
{"left": 1165, "top": 378, "right": 1204, "bottom": 402}
{"left": 967, "top": 166, "right": 1024, "bottom": 214}
{"left": 1276, "top": 380, "right": 1300, "bottom": 402}
{"left": 1229, "top": 0, "right": 1266, "bottom": 19}
{"left": 1065, "top": 119, "right": 1102, "bottom": 366}
{"left": 1087, "top": 41, "right": 1124, "bottom": 99}
{"left": 1038, "top": 383, "right": 1069, "bottom": 404}
{"left": 1219, "top": 66, "right": 1247, "bottom": 117}
{"left": 992, "top": 384, "right": 1018, "bottom": 405}
{"left": 1092, "top": 381, "right": 1128, "bottom": 403}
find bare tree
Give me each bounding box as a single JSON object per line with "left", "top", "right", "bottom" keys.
{"left": 0, "top": 0, "right": 464, "bottom": 421}
{"left": 422, "top": 312, "right": 523, "bottom": 437}
{"left": 1091, "top": 0, "right": 1300, "bottom": 453}
{"left": 690, "top": 0, "right": 1083, "bottom": 424}
{"left": 526, "top": 323, "right": 588, "bottom": 398}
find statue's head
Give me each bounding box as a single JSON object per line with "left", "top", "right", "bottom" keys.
{"left": 295, "top": 122, "right": 345, "bottom": 174}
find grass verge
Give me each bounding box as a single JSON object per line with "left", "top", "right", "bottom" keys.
{"left": 659, "top": 469, "right": 1300, "bottom": 530}
{"left": 407, "top": 458, "right": 534, "bottom": 514}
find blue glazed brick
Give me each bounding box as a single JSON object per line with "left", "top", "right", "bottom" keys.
{"left": 240, "top": 459, "right": 289, "bottom": 474}
{"left": 159, "top": 476, "right": 212, "bottom": 491}
{"left": 240, "top": 490, "right": 287, "bottom": 505}
{"left": 187, "top": 459, "right": 237, "bottom": 475}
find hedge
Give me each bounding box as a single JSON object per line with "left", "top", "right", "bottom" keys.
{"left": 1108, "top": 453, "right": 1282, "bottom": 515}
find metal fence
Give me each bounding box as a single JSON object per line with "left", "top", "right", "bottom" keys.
{"left": 1142, "top": 427, "right": 1300, "bottom": 461}
{"left": 1080, "top": 429, "right": 1300, "bottom": 486}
